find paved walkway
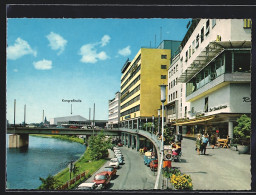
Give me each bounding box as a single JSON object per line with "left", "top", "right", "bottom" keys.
{"left": 172, "top": 138, "right": 251, "bottom": 190}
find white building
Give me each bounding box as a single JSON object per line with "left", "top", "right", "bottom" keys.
{"left": 171, "top": 19, "right": 251, "bottom": 138}
{"left": 108, "top": 92, "right": 120, "bottom": 128}
{"left": 50, "top": 115, "right": 87, "bottom": 126}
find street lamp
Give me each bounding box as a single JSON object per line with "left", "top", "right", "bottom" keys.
{"left": 158, "top": 109, "right": 161, "bottom": 136}
{"left": 154, "top": 84, "right": 167, "bottom": 189}
{"left": 152, "top": 115, "right": 154, "bottom": 135}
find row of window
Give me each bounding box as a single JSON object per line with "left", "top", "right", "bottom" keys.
{"left": 169, "top": 78, "right": 178, "bottom": 89}
{"left": 121, "top": 85, "right": 140, "bottom": 103}
{"left": 168, "top": 91, "right": 178, "bottom": 102}
{"left": 169, "top": 64, "right": 178, "bottom": 77}
{"left": 121, "top": 75, "right": 140, "bottom": 97}
{"left": 121, "top": 54, "right": 141, "bottom": 83}
{"left": 120, "top": 105, "right": 140, "bottom": 117}
{"left": 121, "top": 64, "right": 141, "bottom": 90}
{"left": 121, "top": 95, "right": 140, "bottom": 110}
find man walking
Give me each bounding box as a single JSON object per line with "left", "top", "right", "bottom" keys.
{"left": 201, "top": 134, "right": 209, "bottom": 155}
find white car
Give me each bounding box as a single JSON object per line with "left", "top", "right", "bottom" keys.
{"left": 114, "top": 150, "right": 122, "bottom": 154}
{"left": 77, "top": 182, "right": 97, "bottom": 190}
{"left": 115, "top": 154, "right": 124, "bottom": 159}
{"left": 114, "top": 149, "right": 121, "bottom": 152}
{"left": 109, "top": 158, "right": 119, "bottom": 168}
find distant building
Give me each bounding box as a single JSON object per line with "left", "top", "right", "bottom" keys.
{"left": 50, "top": 115, "right": 107, "bottom": 128}
{"left": 107, "top": 92, "right": 120, "bottom": 128}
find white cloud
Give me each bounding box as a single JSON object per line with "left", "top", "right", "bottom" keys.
{"left": 13, "top": 69, "right": 18, "bottom": 72}
{"left": 79, "top": 43, "right": 109, "bottom": 64}
{"left": 7, "top": 38, "right": 37, "bottom": 60}
{"left": 46, "top": 32, "right": 67, "bottom": 55}
{"left": 118, "top": 46, "right": 131, "bottom": 56}
{"left": 100, "top": 35, "right": 111, "bottom": 47}
{"left": 33, "top": 59, "right": 52, "bottom": 70}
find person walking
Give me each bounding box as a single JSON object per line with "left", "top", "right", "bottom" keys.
{"left": 202, "top": 134, "right": 209, "bottom": 155}
{"left": 196, "top": 134, "right": 202, "bottom": 155}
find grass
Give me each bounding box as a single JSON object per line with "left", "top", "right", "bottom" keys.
{"left": 33, "top": 134, "right": 108, "bottom": 190}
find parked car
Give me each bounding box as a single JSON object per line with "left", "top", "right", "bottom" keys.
{"left": 70, "top": 125, "right": 78, "bottom": 129}
{"left": 118, "top": 143, "right": 123, "bottom": 147}
{"left": 103, "top": 166, "right": 117, "bottom": 177}
{"left": 116, "top": 157, "right": 124, "bottom": 164}
{"left": 149, "top": 160, "right": 158, "bottom": 171}
{"left": 114, "top": 149, "right": 121, "bottom": 152}
{"left": 115, "top": 153, "right": 123, "bottom": 159}
{"left": 114, "top": 151, "right": 122, "bottom": 155}
{"left": 109, "top": 158, "right": 119, "bottom": 168}
{"left": 144, "top": 152, "right": 156, "bottom": 166}
{"left": 77, "top": 182, "right": 97, "bottom": 190}
{"left": 93, "top": 172, "right": 111, "bottom": 188}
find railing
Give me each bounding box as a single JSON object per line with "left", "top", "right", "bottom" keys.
{"left": 56, "top": 170, "right": 89, "bottom": 190}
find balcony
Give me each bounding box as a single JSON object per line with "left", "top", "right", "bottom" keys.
{"left": 186, "top": 72, "right": 251, "bottom": 102}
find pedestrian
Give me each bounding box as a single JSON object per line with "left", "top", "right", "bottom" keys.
{"left": 202, "top": 133, "right": 209, "bottom": 155}
{"left": 210, "top": 133, "right": 217, "bottom": 149}
{"left": 196, "top": 134, "right": 202, "bottom": 155}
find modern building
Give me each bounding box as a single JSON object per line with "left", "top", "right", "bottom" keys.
{"left": 174, "top": 19, "right": 251, "bottom": 138}
{"left": 119, "top": 46, "right": 173, "bottom": 128}
{"left": 107, "top": 92, "right": 121, "bottom": 128}
{"left": 50, "top": 115, "right": 88, "bottom": 127}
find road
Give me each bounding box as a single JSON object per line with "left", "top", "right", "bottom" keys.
{"left": 171, "top": 138, "right": 251, "bottom": 190}
{"left": 84, "top": 147, "right": 157, "bottom": 190}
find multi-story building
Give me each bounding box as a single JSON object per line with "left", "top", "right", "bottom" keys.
{"left": 107, "top": 92, "right": 120, "bottom": 128}
{"left": 119, "top": 47, "right": 172, "bottom": 128}
{"left": 174, "top": 19, "right": 251, "bottom": 138}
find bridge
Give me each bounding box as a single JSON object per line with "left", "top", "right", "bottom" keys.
{"left": 7, "top": 126, "right": 163, "bottom": 189}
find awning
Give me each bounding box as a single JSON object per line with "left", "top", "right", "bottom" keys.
{"left": 174, "top": 115, "right": 215, "bottom": 125}
{"left": 177, "top": 41, "right": 251, "bottom": 83}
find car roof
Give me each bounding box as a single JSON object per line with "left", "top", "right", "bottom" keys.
{"left": 96, "top": 171, "right": 108, "bottom": 175}
{"left": 78, "top": 183, "right": 95, "bottom": 188}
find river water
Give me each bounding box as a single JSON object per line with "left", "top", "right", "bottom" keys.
{"left": 6, "top": 135, "right": 86, "bottom": 190}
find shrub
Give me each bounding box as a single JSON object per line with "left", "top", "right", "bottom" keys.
{"left": 233, "top": 115, "right": 251, "bottom": 145}
{"left": 170, "top": 174, "right": 193, "bottom": 190}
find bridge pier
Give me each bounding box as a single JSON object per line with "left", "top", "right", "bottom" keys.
{"left": 9, "top": 134, "right": 29, "bottom": 148}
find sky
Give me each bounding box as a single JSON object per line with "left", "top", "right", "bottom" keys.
{"left": 6, "top": 18, "right": 191, "bottom": 124}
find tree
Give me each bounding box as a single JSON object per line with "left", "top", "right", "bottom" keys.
{"left": 234, "top": 114, "right": 251, "bottom": 145}
{"left": 87, "top": 131, "right": 112, "bottom": 160}
{"left": 163, "top": 125, "right": 176, "bottom": 145}
{"left": 38, "top": 174, "right": 60, "bottom": 190}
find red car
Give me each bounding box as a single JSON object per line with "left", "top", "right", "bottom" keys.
{"left": 117, "top": 143, "right": 123, "bottom": 147}
{"left": 70, "top": 125, "right": 78, "bottom": 129}
{"left": 150, "top": 160, "right": 158, "bottom": 171}
{"left": 103, "top": 166, "right": 117, "bottom": 177}
{"left": 93, "top": 172, "right": 111, "bottom": 188}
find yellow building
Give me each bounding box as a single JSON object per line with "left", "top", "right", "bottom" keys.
{"left": 120, "top": 48, "right": 171, "bottom": 128}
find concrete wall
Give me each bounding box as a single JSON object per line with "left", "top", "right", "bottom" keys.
{"left": 9, "top": 134, "right": 29, "bottom": 148}
{"left": 230, "top": 83, "right": 251, "bottom": 113}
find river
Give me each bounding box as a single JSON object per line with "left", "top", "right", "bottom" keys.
{"left": 6, "top": 135, "right": 86, "bottom": 190}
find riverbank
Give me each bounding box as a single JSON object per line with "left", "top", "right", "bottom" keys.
{"left": 32, "top": 134, "right": 107, "bottom": 190}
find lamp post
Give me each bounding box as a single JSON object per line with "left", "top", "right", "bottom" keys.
{"left": 152, "top": 115, "right": 154, "bottom": 135}
{"left": 154, "top": 85, "right": 167, "bottom": 189}
{"left": 158, "top": 109, "right": 161, "bottom": 135}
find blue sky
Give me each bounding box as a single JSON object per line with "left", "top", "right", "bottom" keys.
{"left": 6, "top": 18, "right": 190, "bottom": 124}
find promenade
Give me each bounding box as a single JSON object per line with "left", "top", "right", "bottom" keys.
{"left": 172, "top": 138, "right": 251, "bottom": 190}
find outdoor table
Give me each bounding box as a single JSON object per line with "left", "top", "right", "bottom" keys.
{"left": 217, "top": 139, "right": 229, "bottom": 148}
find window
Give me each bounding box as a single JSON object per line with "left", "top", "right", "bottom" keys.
{"left": 176, "top": 65, "right": 178, "bottom": 72}
{"left": 173, "top": 80, "right": 175, "bottom": 87}
{"left": 169, "top": 95, "right": 170, "bottom": 102}
{"left": 176, "top": 91, "right": 177, "bottom": 98}
{"left": 169, "top": 83, "right": 170, "bottom": 90}
{"left": 161, "top": 55, "right": 167, "bottom": 59}
{"left": 191, "top": 107, "right": 194, "bottom": 113}
{"left": 243, "top": 19, "right": 252, "bottom": 28}
{"left": 201, "top": 27, "right": 204, "bottom": 42}
{"left": 185, "top": 106, "right": 187, "bottom": 117}
{"left": 205, "top": 19, "right": 210, "bottom": 35}
{"left": 174, "top": 67, "right": 175, "bottom": 73}
{"left": 204, "top": 97, "right": 209, "bottom": 112}
{"left": 196, "top": 34, "right": 199, "bottom": 48}
{"left": 171, "top": 94, "right": 172, "bottom": 100}
{"left": 169, "top": 71, "right": 171, "bottom": 78}
{"left": 192, "top": 40, "right": 195, "bottom": 53}
{"left": 176, "top": 78, "right": 177, "bottom": 85}
{"left": 171, "top": 82, "right": 172, "bottom": 88}
{"left": 161, "top": 65, "right": 167, "bottom": 69}
{"left": 189, "top": 46, "right": 191, "bottom": 58}
{"left": 185, "top": 51, "right": 188, "bottom": 61}
{"left": 161, "top": 75, "right": 166, "bottom": 79}
{"left": 173, "top": 92, "right": 175, "bottom": 99}
{"left": 212, "top": 19, "right": 216, "bottom": 28}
